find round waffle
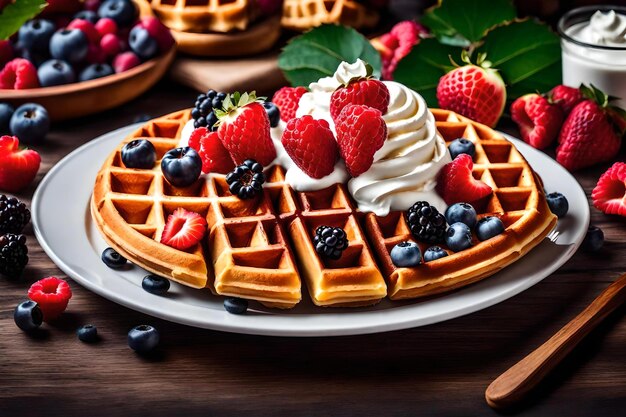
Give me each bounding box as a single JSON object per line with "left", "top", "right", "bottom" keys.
{"left": 281, "top": 0, "right": 380, "bottom": 31}
{"left": 91, "top": 109, "right": 557, "bottom": 309}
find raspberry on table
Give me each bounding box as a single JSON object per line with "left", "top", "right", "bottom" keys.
{"left": 27, "top": 276, "right": 73, "bottom": 322}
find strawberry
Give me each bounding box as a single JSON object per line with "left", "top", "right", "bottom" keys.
{"left": 335, "top": 104, "right": 387, "bottom": 177}
{"left": 216, "top": 91, "right": 277, "bottom": 166}
{"left": 436, "top": 51, "right": 506, "bottom": 128}
{"left": 0, "top": 58, "right": 40, "bottom": 89}
{"left": 188, "top": 127, "right": 234, "bottom": 174}
{"left": 330, "top": 65, "right": 390, "bottom": 120}
{"left": 272, "top": 86, "right": 307, "bottom": 122}
{"left": 592, "top": 162, "right": 626, "bottom": 217}
{"left": 28, "top": 277, "right": 73, "bottom": 322}
{"left": 281, "top": 115, "right": 338, "bottom": 179}
{"left": 549, "top": 85, "right": 583, "bottom": 115}
{"left": 371, "top": 21, "right": 427, "bottom": 80}
{"left": 510, "top": 94, "right": 564, "bottom": 149}
{"left": 436, "top": 154, "right": 493, "bottom": 205}
{"left": 0, "top": 135, "right": 41, "bottom": 193}
{"left": 556, "top": 85, "right": 625, "bottom": 171}
{"left": 160, "top": 208, "right": 207, "bottom": 250}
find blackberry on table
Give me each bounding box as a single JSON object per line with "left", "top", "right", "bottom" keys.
{"left": 406, "top": 201, "right": 447, "bottom": 244}
{"left": 0, "top": 234, "right": 28, "bottom": 279}
{"left": 192, "top": 89, "right": 227, "bottom": 131}
{"left": 225, "top": 160, "right": 265, "bottom": 199}
{"left": 314, "top": 226, "right": 348, "bottom": 260}
{"left": 0, "top": 195, "right": 31, "bottom": 235}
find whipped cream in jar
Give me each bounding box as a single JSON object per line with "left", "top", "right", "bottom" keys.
{"left": 558, "top": 6, "right": 626, "bottom": 108}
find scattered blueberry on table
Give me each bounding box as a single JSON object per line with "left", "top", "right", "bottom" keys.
{"left": 128, "top": 325, "right": 160, "bottom": 353}
{"left": 583, "top": 226, "right": 604, "bottom": 252}
{"left": 14, "top": 300, "right": 43, "bottom": 332}
{"left": 9, "top": 103, "right": 50, "bottom": 144}
{"left": 77, "top": 325, "right": 99, "bottom": 343}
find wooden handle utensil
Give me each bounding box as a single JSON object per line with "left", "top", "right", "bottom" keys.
{"left": 486, "top": 273, "right": 626, "bottom": 409}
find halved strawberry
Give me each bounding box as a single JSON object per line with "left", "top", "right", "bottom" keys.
{"left": 436, "top": 154, "right": 493, "bottom": 205}
{"left": 0, "top": 135, "right": 41, "bottom": 193}
{"left": 510, "top": 93, "right": 564, "bottom": 150}
{"left": 28, "top": 277, "right": 73, "bottom": 322}
{"left": 592, "top": 162, "right": 626, "bottom": 217}
{"left": 188, "top": 127, "right": 235, "bottom": 174}
{"left": 160, "top": 208, "right": 207, "bottom": 250}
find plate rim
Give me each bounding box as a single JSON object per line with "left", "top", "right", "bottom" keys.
{"left": 31, "top": 124, "right": 590, "bottom": 337}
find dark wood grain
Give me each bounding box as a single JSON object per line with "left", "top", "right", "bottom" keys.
{"left": 0, "top": 81, "right": 625, "bottom": 417}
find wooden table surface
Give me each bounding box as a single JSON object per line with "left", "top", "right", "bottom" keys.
{"left": 0, "top": 81, "right": 624, "bottom": 417}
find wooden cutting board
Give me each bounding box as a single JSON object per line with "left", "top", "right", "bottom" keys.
{"left": 169, "top": 52, "right": 288, "bottom": 95}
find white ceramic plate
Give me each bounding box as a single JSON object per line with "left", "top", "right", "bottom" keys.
{"left": 32, "top": 124, "right": 589, "bottom": 336}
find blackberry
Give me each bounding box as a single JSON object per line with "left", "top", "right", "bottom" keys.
{"left": 0, "top": 195, "right": 31, "bottom": 235}
{"left": 406, "top": 201, "right": 447, "bottom": 244}
{"left": 314, "top": 226, "right": 348, "bottom": 260}
{"left": 192, "top": 89, "right": 227, "bottom": 131}
{"left": 0, "top": 234, "right": 28, "bottom": 279}
{"left": 225, "top": 160, "right": 265, "bottom": 199}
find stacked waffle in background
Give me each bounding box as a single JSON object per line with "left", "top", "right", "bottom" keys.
{"left": 282, "top": 0, "right": 385, "bottom": 31}
{"left": 139, "top": 0, "right": 283, "bottom": 56}
{"left": 91, "top": 60, "right": 558, "bottom": 309}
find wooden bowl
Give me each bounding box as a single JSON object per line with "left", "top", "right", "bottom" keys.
{"left": 0, "top": 47, "right": 176, "bottom": 121}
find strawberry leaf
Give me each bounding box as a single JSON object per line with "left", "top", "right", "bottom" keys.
{"left": 476, "top": 19, "right": 561, "bottom": 100}
{"left": 421, "top": 0, "right": 516, "bottom": 46}
{"left": 0, "top": 0, "right": 47, "bottom": 40}
{"left": 278, "top": 24, "right": 382, "bottom": 87}
{"left": 392, "top": 38, "right": 463, "bottom": 105}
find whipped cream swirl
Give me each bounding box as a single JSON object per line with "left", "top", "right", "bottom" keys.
{"left": 568, "top": 10, "right": 626, "bottom": 47}
{"left": 348, "top": 81, "right": 451, "bottom": 216}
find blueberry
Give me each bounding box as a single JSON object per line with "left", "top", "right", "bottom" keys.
{"left": 475, "top": 216, "right": 505, "bottom": 241}
{"left": 224, "top": 297, "right": 248, "bottom": 314}
{"left": 390, "top": 241, "right": 421, "bottom": 267}
{"left": 142, "top": 274, "right": 170, "bottom": 295}
{"left": 101, "top": 247, "right": 127, "bottom": 269}
{"left": 445, "top": 202, "right": 477, "bottom": 228}
{"left": 50, "top": 29, "right": 89, "bottom": 64}
{"left": 445, "top": 222, "right": 473, "bottom": 252}
{"left": 15, "top": 44, "right": 47, "bottom": 67}
{"left": 18, "top": 19, "right": 55, "bottom": 54}
{"left": 14, "top": 300, "right": 43, "bottom": 331}
{"left": 9, "top": 103, "right": 50, "bottom": 144}
{"left": 263, "top": 101, "right": 280, "bottom": 128}
{"left": 121, "top": 139, "right": 156, "bottom": 169}
{"left": 128, "top": 26, "right": 158, "bottom": 60}
{"left": 79, "top": 63, "right": 114, "bottom": 82}
{"left": 0, "top": 103, "right": 14, "bottom": 135}
{"left": 74, "top": 10, "right": 99, "bottom": 24}
{"left": 128, "top": 324, "right": 159, "bottom": 353}
{"left": 161, "top": 147, "right": 202, "bottom": 188}
{"left": 583, "top": 226, "right": 604, "bottom": 252}
{"left": 448, "top": 138, "right": 475, "bottom": 160}
{"left": 546, "top": 192, "right": 568, "bottom": 218}
{"left": 38, "top": 59, "right": 76, "bottom": 87}
{"left": 423, "top": 246, "right": 448, "bottom": 262}
{"left": 98, "top": 0, "right": 138, "bottom": 28}
{"left": 77, "top": 324, "right": 99, "bottom": 343}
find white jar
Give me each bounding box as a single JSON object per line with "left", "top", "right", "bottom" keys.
{"left": 558, "top": 6, "right": 626, "bottom": 108}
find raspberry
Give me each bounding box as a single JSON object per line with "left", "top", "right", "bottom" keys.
{"left": 100, "top": 33, "right": 122, "bottom": 57}
{"left": 510, "top": 94, "right": 564, "bottom": 150}
{"left": 281, "top": 115, "right": 338, "bottom": 179}
{"left": 188, "top": 127, "right": 235, "bottom": 174}
{"left": 95, "top": 17, "right": 118, "bottom": 36}
{"left": 374, "top": 21, "right": 425, "bottom": 80}
{"left": 549, "top": 85, "right": 583, "bottom": 115}
{"left": 335, "top": 104, "right": 387, "bottom": 177}
{"left": 591, "top": 162, "right": 626, "bottom": 217}
{"left": 67, "top": 18, "right": 101, "bottom": 44}
{"left": 330, "top": 78, "right": 390, "bottom": 120}
{"left": 112, "top": 51, "right": 141, "bottom": 73}
{"left": 272, "top": 86, "right": 307, "bottom": 122}
{"left": 86, "top": 44, "right": 107, "bottom": 64}
{"left": 138, "top": 16, "right": 174, "bottom": 52}
{"left": 0, "top": 58, "right": 40, "bottom": 89}
{"left": 436, "top": 154, "right": 493, "bottom": 205}
{"left": 28, "top": 276, "right": 72, "bottom": 322}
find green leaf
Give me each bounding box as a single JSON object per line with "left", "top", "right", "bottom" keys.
{"left": 476, "top": 19, "right": 562, "bottom": 100}
{"left": 392, "top": 38, "right": 463, "bottom": 105}
{"left": 0, "top": 0, "right": 47, "bottom": 40}
{"left": 278, "top": 24, "right": 382, "bottom": 87}
{"left": 421, "top": 0, "right": 516, "bottom": 46}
